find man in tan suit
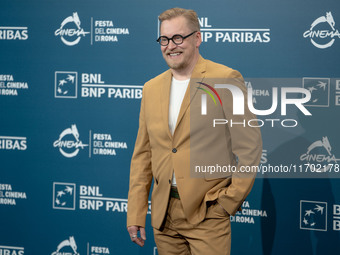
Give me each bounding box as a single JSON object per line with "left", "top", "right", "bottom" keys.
{"left": 127, "top": 7, "right": 262, "bottom": 255}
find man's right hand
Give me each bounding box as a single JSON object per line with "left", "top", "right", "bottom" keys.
{"left": 127, "top": 225, "right": 146, "bottom": 247}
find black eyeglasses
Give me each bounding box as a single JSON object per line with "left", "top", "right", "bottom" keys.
{"left": 156, "top": 31, "right": 197, "bottom": 46}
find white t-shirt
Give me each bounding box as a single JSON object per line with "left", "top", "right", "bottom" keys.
{"left": 168, "top": 77, "right": 190, "bottom": 186}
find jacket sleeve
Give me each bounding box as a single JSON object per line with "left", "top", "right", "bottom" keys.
{"left": 217, "top": 70, "right": 262, "bottom": 215}
{"left": 127, "top": 86, "right": 153, "bottom": 227}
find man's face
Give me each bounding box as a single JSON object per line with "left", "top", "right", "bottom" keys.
{"left": 160, "top": 16, "right": 201, "bottom": 71}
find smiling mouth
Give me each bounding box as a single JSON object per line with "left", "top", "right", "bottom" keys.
{"left": 167, "top": 52, "right": 182, "bottom": 58}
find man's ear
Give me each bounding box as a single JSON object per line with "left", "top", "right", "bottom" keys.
{"left": 196, "top": 31, "right": 202, "bottom": 48}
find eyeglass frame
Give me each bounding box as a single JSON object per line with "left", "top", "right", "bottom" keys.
{"left": 156, "top": 31, "right": 197, "bottom": 46}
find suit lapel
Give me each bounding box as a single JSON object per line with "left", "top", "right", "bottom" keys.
{"left": 173, "top": 56, "right": 207, "bottom": 134}
{"left": 160, "top": 70, "right": 172, "bottom": 139}
{"left": 160, "top": 56, "right": 207, "bottom": 139}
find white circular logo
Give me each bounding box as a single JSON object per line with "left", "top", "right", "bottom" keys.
{"left": 300, "top": 136, "right": 339, "bottom": 172}
{"left": 303, "top": 12, "right": 340, "bottom": 49}
{"left": 55, "top": 12, "right": 90, "bottom": 46}
{"left": 53, "top": 125, "right": 88, "bottom": 158}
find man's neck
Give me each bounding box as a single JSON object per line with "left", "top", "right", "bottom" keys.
{"left": 171, "top": 53, "right": 199, "bottom": 81}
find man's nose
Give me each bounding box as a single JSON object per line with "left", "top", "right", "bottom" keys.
{"left": 167, "top": 39, "right": 177, "bottom": 50}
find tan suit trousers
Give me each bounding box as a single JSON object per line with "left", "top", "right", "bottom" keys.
{"left": 154, "top": 197, "right": 231, "bottom": 255}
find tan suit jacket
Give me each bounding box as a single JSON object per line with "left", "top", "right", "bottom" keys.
{"left": 127, "top": 56, "right": 262, "bottom": 229}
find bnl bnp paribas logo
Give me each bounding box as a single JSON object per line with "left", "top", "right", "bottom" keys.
{"left": 300, "top": 201, "right": 327, "bottom": 231}
{"left": 0, "top": 245, "right": 24, "bottom": 255}
{"left": 53, "top": 182, "right": 76, "bottom": 210}
{"left": 303, "top": 78, "right": 330, "bottom": 107}
{"left": 53, "top": 182, "right": 137, "bottom": 214}
{"left": 157, "top": 17, "right": 270, "bottom": 44}
{"left": 55, "top": 72, "right": 78, "bottom": 98}
{"left": 303, "top": 12, "right": 340, "bottom": 49}
{"left": 198, "top": 17, "right": 270, "bottom": 43}
{"left": 55, "top": 71, "right": 142, "bottom": 99}
{"left": 300, "top": 200, "right": 340, "bottom": 231}
{"left": 0, "top": 26, "right": 28, "bottom": 40}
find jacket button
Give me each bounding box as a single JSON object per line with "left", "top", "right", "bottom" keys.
{"left": 172, "top": 148, "right": 177, "bottom": 153}
{"left": 169, "top": 179, "right": 171, "bottom": 184}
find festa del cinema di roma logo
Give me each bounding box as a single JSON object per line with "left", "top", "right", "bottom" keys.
{"left": 53, "top": 124, "right": 88, "bottom": 158}
{"left": 300, "top": 136, "right": 340, "bottom": 171}
{"left": 51, "top": 236, "right": 111, "bottom": 255}
{"left": 55, "top": 12, "right": 89, "bottom": 46}
{"left": 52, "top": 236, "right": 79, "bottom": 255}
{"left": 53, "top": 124, "right": 127, "bottom": 158}
{"left": 303, "top": 11, "right": 340, "bottom": 49}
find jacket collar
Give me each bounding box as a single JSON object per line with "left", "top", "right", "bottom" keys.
{"left": 161, "top": 55, "right": 207, "bottom": 139}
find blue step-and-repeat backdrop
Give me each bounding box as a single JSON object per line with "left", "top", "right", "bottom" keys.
{"left": 1, "top": 0, "right": 340, "bottom": 254}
